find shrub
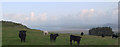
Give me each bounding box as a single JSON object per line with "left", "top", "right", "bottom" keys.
{"left": 89, "top": 27, "right": 114, "bottom": 36}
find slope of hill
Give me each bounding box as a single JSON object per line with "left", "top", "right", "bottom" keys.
{"left": 1, "top": 21, "right": 29, "bottom": 29}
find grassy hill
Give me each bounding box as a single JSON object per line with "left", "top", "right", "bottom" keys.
{"left": 2, "top": 21, "right": 119, "bottom": 46}
{"left": 2, "top": 21, "right": 29, "bottom": 29}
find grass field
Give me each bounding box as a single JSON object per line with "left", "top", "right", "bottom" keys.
{"left": 1, "top": 21, "right": 119, "bottom": 45}
{"left": 2, "top": 27, "right": 118, "bottom": 45}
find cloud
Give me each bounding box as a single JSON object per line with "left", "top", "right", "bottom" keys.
{"left": 24, "top": 12, "right": 48, "bottom": 22}
{"left": 3, "top": 13, "right": 28, "bottom": 23}
{"left": 88, "top": 8, "right": 95, "bottom": 16}
{"left": 112, "top": 9, "right": 118, "bottom": 15}
{"left": 90, "top": 8, "right": 94, "bottom": 12}
{"left": 25, "top": 17, "right": 29, "bottom": 20}
{"left": 39, "top": 12, "right": 47, "bottom": 21}
{"left": 111, "top": 9, "right": 118, "bottom": 23}
{"left": 80, "top": 8, "right": 95, "bottom": 16}
{"left": 78, "top": 8, "right": 95, "bottom": 22}
{"left": 52, "top": 16, "right": 57, "bottom": 21}
{"left": 71, "top": 8, "right": 118, "bottom": 24}
{"left": 30, "top": 12, "right": 37, "bottom": 21}
{"left": 31, "top": 12, "right": 34, "bottom": 17}
{"left": 79, "top": 9, "right": 88, "bottom": 16}
{"left": 3, "top": 8, "right": 118, "bottom": 29}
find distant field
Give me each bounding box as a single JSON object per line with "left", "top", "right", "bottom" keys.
{"left": 49, "top": 29, "right": 89, "bottom": 34}
{"left": 2, "top": 27, "right": 118, "bottom": 45}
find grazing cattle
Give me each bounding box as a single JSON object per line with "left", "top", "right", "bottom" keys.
{"left": 50, "top": 34, "right": 59, "bottom": 42}
{"left": 112, "top": 34, "right": 119, "bottom": 38}
{"left": 81, "top": 32, "right": 84, "bottom": 36}
{"left": 19, "top": 30, "right": 27, "bottom": 42}
{"left": 43, "top": 31, "right": 48, "bottom": 35}
{"left": 101, "top": 34, "right": 105, "bottom": 37}
{"left": 70, "top": 35, "right": 82, "bottom": 45}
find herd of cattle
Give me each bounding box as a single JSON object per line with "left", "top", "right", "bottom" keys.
{"left": 19, "top": 30, "right": 119, "bottom": 45}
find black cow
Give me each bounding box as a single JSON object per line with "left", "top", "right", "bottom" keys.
{"left": 70, "top": 35, "right": 82, "bottom": 45}
{"left": 101, "top": 34, "right": 105, "bottom": 38}
{"left": 19, "top": 30, "right": 27, "bottom": 42}
{"left": 50, "top": 34, "right": 59, "bottom": 42}
{"left": 112, "top": 34, "right": 119, "bottom": 38}
{"left": 81, "top": 32, "right": 84, "bottom": 36}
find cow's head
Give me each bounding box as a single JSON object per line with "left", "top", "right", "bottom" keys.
{"left": 23, "top": 31, "right": 27, "bottom": 32}
{"left": 19, "top": 30, "right": 27, "bottom": 34}
{"left": 55, "top": 34, "right": 59, "bottom": 37}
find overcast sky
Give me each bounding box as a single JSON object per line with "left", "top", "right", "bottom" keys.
{"left": 1, "top": 2, "right": 118, "bottom": 30}
{"left": 0, "top": 0, "right": 119, "bottom": 2}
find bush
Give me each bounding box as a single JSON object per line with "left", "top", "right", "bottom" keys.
{"left": 89, "top": 27, "right": 114, "bottom": 36}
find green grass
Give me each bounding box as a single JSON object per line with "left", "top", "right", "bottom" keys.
{"left": 0, "top": 31, "right": 1, "bottom": 46}
{"left": 2, "top": 27, "right": 118, "bottom": 45}
{"left": 2, "top": 21, "right": 119, "bottom": 45}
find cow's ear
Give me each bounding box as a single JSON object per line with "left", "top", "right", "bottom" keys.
{"left": 23, "top": 31, "right": 27, "bottom": 32}
{"left": 56, "top": 34, "right": 59, "bottom": 36}
{"left": 19, "top": 31, "right": 21, "bottom": 32}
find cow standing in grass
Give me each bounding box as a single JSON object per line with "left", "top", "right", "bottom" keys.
{"left": 70, "top": 35, "right": 82, "bottom": 45}
{"left": 112, "top": 34, "right": 119, "bottom": 38}
{"left": 19, "top": 30, "right": 27, "bottom": 42}
{"left": 43, "top": 31, "right": 48, "bottom": 35}
{"left": 101, "top": 34, "right": 105, "bottom": 38}
{"left": 81, "top": 32, "right": 84, "bottom": 36}
{"left": 50, "top": 34, "right": 59, "bottom": 42}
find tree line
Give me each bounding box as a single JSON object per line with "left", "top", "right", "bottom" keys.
{"left": 89, "top": 27, "right": 114, "bottom": 36}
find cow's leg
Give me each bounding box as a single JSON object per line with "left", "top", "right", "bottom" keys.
{"left": 54, "top": 40, "right": 55, "bottom": 42}
{"left": 50, "top": 39, "right": 52, "bottom": 42}
{"left": 73, "top": 40, "right": 75, "bottom": 43}
{"left": 50, "top": 38, "right": 53, "bottom": 42}
{"left": 23, "top": 37, "right": 26, "bottom": 42}
{"left": 45, "top": 33, "right": 47, "bottom": 35}
{"left": 112, "top": 36, "right": 114, "bottom": 38}
{"left": 77, "top": 40, "right": 80, "bottom": 45}
{"left": 50, "top": 36, "right": 52, "bottom": 42}
{"left": 70, "top": 40, "right": 72, "bottom": 45}
{"left": 21, "top": 38, "right": 23, "bottom": 42}
{"left": 51, "top": 39, "right": 54, "bottom": 42}
{"left": 53, "top": 38, "right": 56, "bottom": 42}
{"left": 50, "top": 38, "right": 54, "bottom": 42}
{"left": 117, "top": 36, "right": 119, "bottom": 38}
{"left": 116, "top": 36, "right": 118, "bottom": 38}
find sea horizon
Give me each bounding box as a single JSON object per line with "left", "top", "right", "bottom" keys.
{"left": 30, "top": 27, "right": 118, "bottom": 34}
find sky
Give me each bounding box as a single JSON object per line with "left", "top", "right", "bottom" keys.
{"left": 0, "top": 0, "right": 119, "bottom": 2}
{"left": 1, "top": 2, "right": 118, "bottom": 30}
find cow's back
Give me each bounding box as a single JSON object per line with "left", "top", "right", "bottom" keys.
{"left": 70, "top": 35, "right": 81, "bottom": 41}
